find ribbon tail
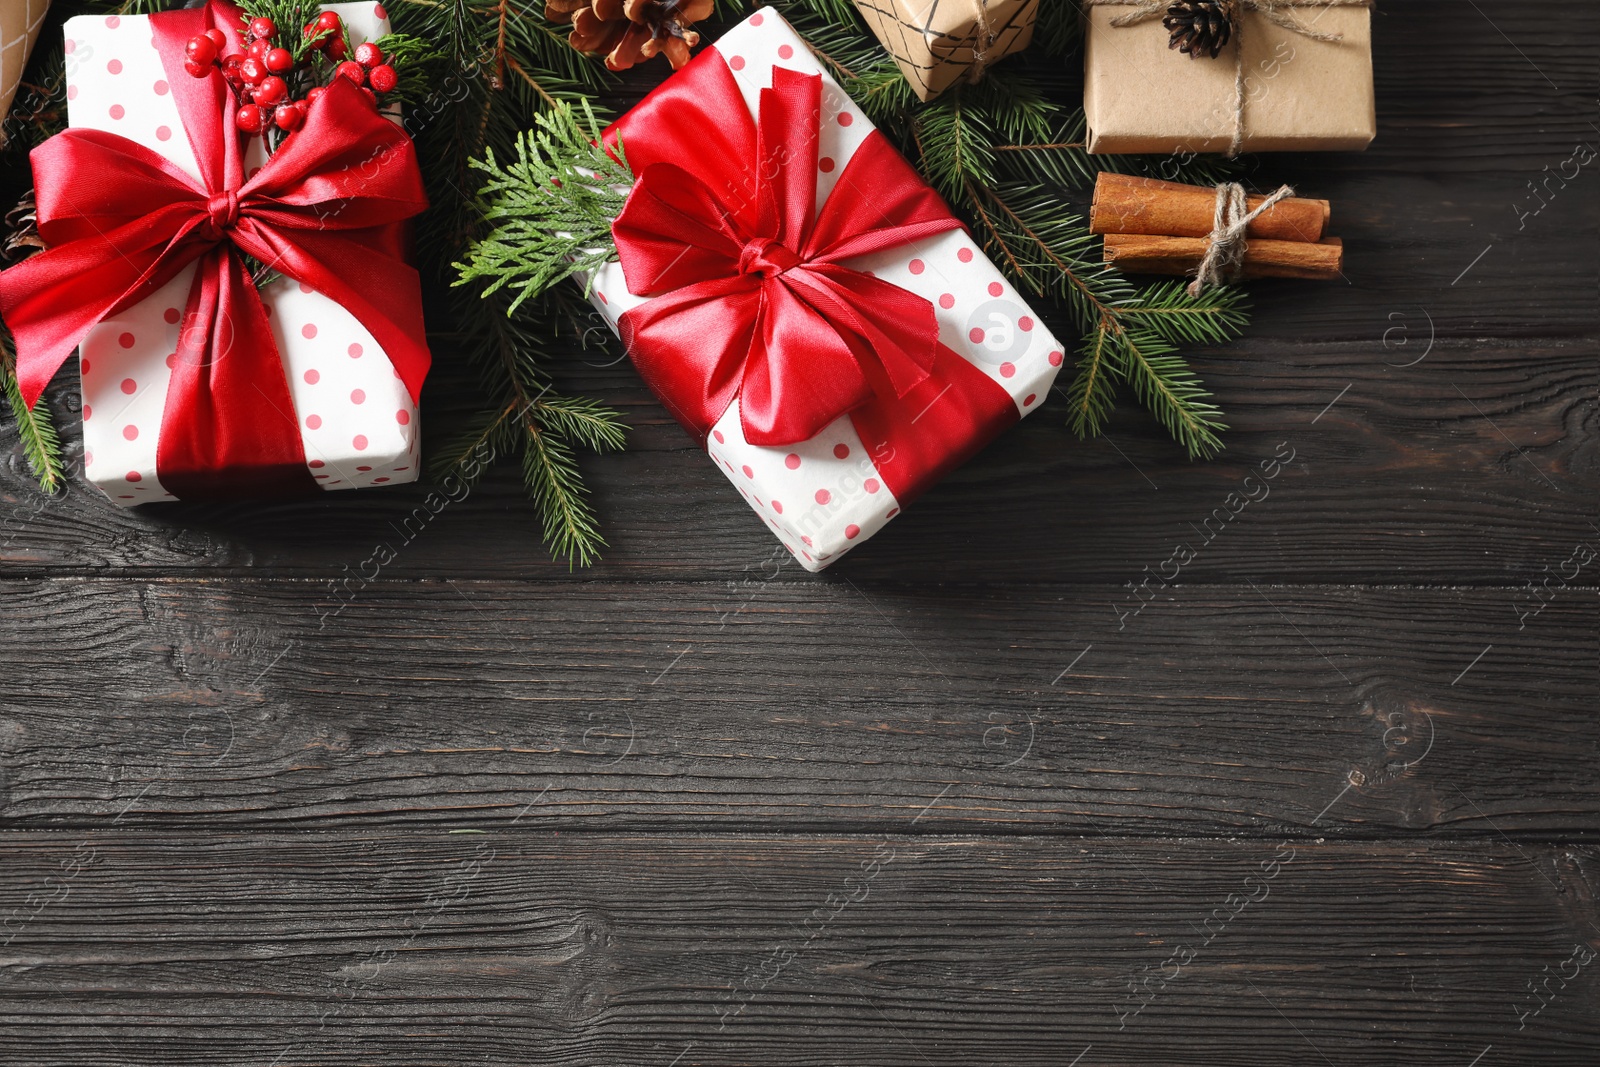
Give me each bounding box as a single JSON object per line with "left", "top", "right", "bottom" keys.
{"left": 786, "top": 264, "right": 941, "bottom": 399}
{"left": 618, "top": 274, "right": 764, "bottom": 442}
{"left": 0, "top": 208, "right": 206, "bottom": 407}
{"left": 233, "top": 220, "right": 432, "bottom": 404}
{"left": 739, "top": 279, "right": 873, "bottom": 446}
{"left": 155, "top": 246, "right": 316, "bottom": 499}
{"left": 848, "top": 340, "right": 1021, "bottom": 507}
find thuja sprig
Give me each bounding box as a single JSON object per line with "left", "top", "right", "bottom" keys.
{"left": 455, "top": 101, "right": 631, "bottom": 312}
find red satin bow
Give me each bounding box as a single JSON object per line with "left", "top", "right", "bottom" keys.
{"left": 0, "top": 1, "right": 430, "bottom": 498}
{"left": 609, "top": 64, "right": 963, "bottom": 446}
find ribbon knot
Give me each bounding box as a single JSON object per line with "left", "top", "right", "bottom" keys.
{"left": 203, "top": 189, "right": 240, "bottom": 239}
{"left": 607, "top": 62, "right": 967, "bottom": 446}
{"left": 738, "top": 237, "right": 801, "bottom": 278}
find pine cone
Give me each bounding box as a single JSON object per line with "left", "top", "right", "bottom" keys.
{"left": 547, "top": 0, "right": 714, "bottom": 72}
{"left": 2, "top": 191, "right": 44, "bottom": 264}
{"left": 1162, "top": 0, "right": 1235, "bottom": 60}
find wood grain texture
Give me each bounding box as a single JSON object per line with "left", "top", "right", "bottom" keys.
{"left": 0, "top": 579, "right": 1591, "bottom": 835}
{"left": 2, "top": 337, "right": 1595, "bottom": 581}
{"left": 0, "top": 833, "right": 1596, "bottom": 1066}
{"left": 0, "top": 2, "right": 1595, "bottom": 1063}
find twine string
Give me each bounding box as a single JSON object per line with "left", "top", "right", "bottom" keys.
{"left": 1189, "top": 180, "right": 1295, "bottom": 294}
{"left": 968, "top": 0, "right": 997, "bottom": 84}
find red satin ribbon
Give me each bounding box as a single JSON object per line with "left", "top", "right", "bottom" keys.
{"left": 606, "top": 49, "right": 1019, "bottom": 503}
{"left": 0, "top": 1, "right": 430, "bottom": 499}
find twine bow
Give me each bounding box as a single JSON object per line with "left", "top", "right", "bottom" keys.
{"left": 1084, "top": 0, "right": 1373, "bottom": 156}
{"left": 1189, "top": 181, "right": 1294, "bottom": 293}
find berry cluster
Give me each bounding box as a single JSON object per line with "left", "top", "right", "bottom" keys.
{"left": 184, "top": 13, "right": 399, "bottom": 138}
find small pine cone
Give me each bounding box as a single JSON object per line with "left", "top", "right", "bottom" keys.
{"left": 1162, "top": 0, "right": 1235, "bottom": 60}
{"left": 2, "top": 191, "right": 44, "bottom": 264}
{"left": 550, "top": 0, "right": 712, "bottom": 72}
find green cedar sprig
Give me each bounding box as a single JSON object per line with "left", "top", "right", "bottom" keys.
{"left": 454, "top": 101, "right": 631, "bottom": 312}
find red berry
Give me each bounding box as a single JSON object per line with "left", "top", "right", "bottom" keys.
{"left": 264, "top": 47, "right": 294, "bottom": 74}
{"left": 334, "top": 60, "right": 366, "bottom": 84}
{"left": 367, "top": 63, "right": 398, "bottom": 94}
{"left": 247, "top": 16, "right": 276, "bottom": 40}
{"left": 302, "top": 21, "right": 319, "bottom": 44}
{"left": 315, "top": 11, "right": 341, "bottom": 32}
{"left": 185, "top": 34, "right": 218, "bottom": 65}
{"left": 220, "top": 53, "right": 244, "bottom": 80}
{"left": 275, "top": 102, "right": 306, "bottom": 131}
{"left": 235, "top": 104, "right": 266, "bottom": 134}
{"left": 306, "top": 86, "right": 325, "bottom": 105}
{"left": 183, "top": 58, "right": 211, "bottom": 79}
{"left": 203, "top": 28, "right": 227, "bottom": 51}
{"left": 354, "top": 42, "right": 384, "bottom": 68}
{"left": 253, "top": 75, "right": 287, "bottom": 105}
{"left": 239, "top": 56, "right": 266, "bottom": 84}
{"left": 326, "top": 35, "right": 348, "bottom": 60}
{"left": 247, "top": 38, "right": 270, "bottom": 60}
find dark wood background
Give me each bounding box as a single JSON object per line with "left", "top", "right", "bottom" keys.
{"left": 2, "top": 2, "right": 1597, "bottom": 1064}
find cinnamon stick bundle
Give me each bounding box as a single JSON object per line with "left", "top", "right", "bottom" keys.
{"left": 1093, "top": 173, "right": 1343, "bottom": 283}
{"left": 1103, "top": 234, "right": 1344, "bottom": 281}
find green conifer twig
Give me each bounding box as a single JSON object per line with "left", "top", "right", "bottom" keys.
{"left": 2, "top": 331, "right": 65, "bottom": 494}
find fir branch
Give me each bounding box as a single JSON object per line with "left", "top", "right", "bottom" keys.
{"left": 1064, "top": 319, "right": 1117, "bottom": 443}
{"left": 1033, "top": 0, "right": 1083, "bottom": 57}
{"left": 428, "top": 400, "right": 519, "bottom": 488}
{"left": 2, "top": 332, "right": 65, "bottom": 493}
{"left": 455, "top": 101, "right": 631, "bottom": 311}
{"left": 1112, "top": 327, "right": 1228, "bottom": 459}
{"left": 1118, "top": 280, "right": 1250, "bottom": 346}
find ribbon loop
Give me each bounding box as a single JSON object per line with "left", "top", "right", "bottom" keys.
{"left": 608, "top": 59, "right": 965, "bottom": 446}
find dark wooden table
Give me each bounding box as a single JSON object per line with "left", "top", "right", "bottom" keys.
{"left": 2, "top": 3, "right": 1596, "bottom": 1064}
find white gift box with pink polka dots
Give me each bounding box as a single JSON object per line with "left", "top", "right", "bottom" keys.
{"left": 62, "top": 3, "right": 417, "bottom": 504}
{"left": 584, "top": 9, "right": 1064, "bottom": 572}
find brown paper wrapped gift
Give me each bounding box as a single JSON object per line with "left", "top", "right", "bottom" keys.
{"left": 855, "top": 0, "right": 1037, "bottom": 101}
{"left": 1, "top": 0, "right": 50, "bottom": 143}
{"left": 1083, "top": 0, "right": 1375, "bottom": 154}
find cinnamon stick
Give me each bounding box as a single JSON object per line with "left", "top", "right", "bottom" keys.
{"left": 1102, "top": 233, "right": 1344, "bottom": 281}
{"left": 1091, "top": 173, "right": 1330, "bottom": 243}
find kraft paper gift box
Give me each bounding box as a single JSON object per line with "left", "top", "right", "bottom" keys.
{"left": 1, "top": 0, "right": 50, "bottom": 143}
{"left": 1083, "top": 0, "right": 1376, "bottom": 154}
{"left": 57, "top": 2, "right": 419, "bottom": 504}
{"left": 581, "top": 9, "right": 1065, "bottom": 571}
{"left": 855, "top": 0, "right": 1037, "bottom": 101}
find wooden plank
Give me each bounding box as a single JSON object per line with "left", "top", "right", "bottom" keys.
{"left": 0, "top": 832, "right": 1595, "bottom": 1065}
{"left": 0, "top": 579, "right": 1591, "bottom": 835}
{"left": 1, "top": 337, "right": 1593, "bottom": 581}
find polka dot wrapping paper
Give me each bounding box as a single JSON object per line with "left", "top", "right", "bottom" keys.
{"left": 61, "top": 3, "right": 418, "bottom": 505}
{"left": 584, "top": 9, "right": 1064, "bottom": 572}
